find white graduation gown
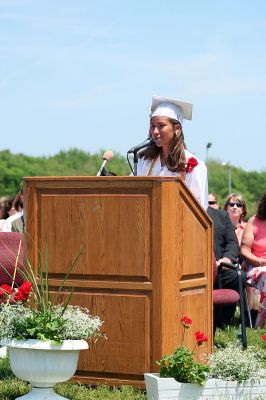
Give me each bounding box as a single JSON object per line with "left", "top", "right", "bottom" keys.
{"left": 136, "top": 149, "right": 208, "bottom": 209}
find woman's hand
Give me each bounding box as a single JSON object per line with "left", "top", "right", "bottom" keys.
{"left": 258, "top": 258, "right": 266, "bottom": 267}
{"left": 217, "top": 257, "right": 232, "bottom": 266}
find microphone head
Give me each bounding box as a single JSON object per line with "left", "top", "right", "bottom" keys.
{"left": 102, "top": 150, "right": 113, "bottom": 161}
{"left": 148, "top": 138, "right": 156, "bottom": 146}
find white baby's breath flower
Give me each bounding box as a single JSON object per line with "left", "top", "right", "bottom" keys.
{"left": 208, "top": 344, "right": 266, "bottom": 382}
{"left": 0, "top": 303, "right": 104, "bottom": 343}
{"left": 53, "top": 305, "right": 103, "bottom": 340}
{"left": 0, "top": 303, "right": 33, "bottom": 341}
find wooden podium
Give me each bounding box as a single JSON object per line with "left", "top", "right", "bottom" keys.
{"left": 24, "top": 176, "right": 213, "bottom": 387}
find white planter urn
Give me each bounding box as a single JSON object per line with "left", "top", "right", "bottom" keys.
{"left": 1, "top": 339, "right": 88, "bottom": 400}
{"left": 145, "top": 373, "right": 266, "bottom": 400}
{"left": 0, "top": 345, "right": 7, "bottom": 358}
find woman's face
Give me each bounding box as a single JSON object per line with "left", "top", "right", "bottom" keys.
{"left": 149, "top": 116, "right": 178, "bottom": 150}
{"left": 227, "top": 196, "right": 243, "bottom": 221}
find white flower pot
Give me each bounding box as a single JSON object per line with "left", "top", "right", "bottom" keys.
{"left": 2, "top": 339, "right": 88, "bottom": 400}
{"left": 0, "top": 346, "right": 7, "bottom": 358}
{"left": 144, "top": 373, "right": 266, "bottom": 400}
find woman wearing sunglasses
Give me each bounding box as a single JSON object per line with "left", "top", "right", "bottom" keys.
{"left": 223, "top": 193, "right": 248, "bottom": 245}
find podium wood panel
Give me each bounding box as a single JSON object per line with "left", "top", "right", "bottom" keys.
{"left": 24, "top": 176, "right": 213, "bottom": 387}
{"left": 40, "top": 194, "right": 150, "bottom": 278}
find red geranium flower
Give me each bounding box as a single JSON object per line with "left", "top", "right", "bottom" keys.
{"left": 19, "top": 281, "right": 32, "bottom": 293}
{"left": 195, "top": 330, "right": 208, "bottom": 345}
{"left": 180, "top": 316, "right": 192, "bottom": 326}
{"left": 262, "top": 334, "right": 266, "bottom": 342}
{"left": 0, "top": 284, "right": 13, "bottom": 297}
{"left": 14, "top": 281, "right": 32, "bottom": 302}
{"left": 185, "top": 157, "right": 198, "bottom": 173}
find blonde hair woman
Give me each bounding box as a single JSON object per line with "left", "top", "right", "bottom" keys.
{"left": 224, "top": 193, "right": 247, "bottom": 245}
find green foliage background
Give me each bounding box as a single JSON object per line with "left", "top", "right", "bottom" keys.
{"left": 0, "top": 149, "right": 265, "bottom": 219}
{"left": 0, "top": 148, "right": 131, "bottom": 197}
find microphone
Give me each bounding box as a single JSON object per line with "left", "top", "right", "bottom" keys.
{"left": 96, "top": 150, "right": 113, "bottom": 176}
{"left": 127, "top": 138, "right": 155, "bottom": 154}
{"left": 100, "top": 167, "right": 117, "bottom": 176}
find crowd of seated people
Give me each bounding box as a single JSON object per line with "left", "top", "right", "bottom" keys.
{"left": 209, "top": 191, "right": 266, "bottom": 329}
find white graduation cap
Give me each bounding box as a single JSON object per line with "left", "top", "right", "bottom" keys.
{"left": 150, "top": 96, "right": 193, "bottom": 126}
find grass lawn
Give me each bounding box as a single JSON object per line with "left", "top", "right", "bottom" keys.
{"left": 0, "top": 326, "right": 265, "bottom": 399}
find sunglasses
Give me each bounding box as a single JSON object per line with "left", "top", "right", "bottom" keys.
{"left": 229, "top": 202, "right": 242, "bottom": 208}
{"left": 208, "top": 201, "right": 217, "bottom": 205}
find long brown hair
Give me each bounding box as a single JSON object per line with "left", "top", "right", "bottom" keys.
{"left": 141, "top": 118, "right": 186, "bottom": 173}
{"left": 257, "top": 192, "right": 266, "bottom": 220}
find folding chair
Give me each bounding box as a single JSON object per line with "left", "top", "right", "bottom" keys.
{"left": 213, "top": 259, "right": 247, "bottom": 348}
{"left": 0, "top": 232, "right": 25, "bottom": 287}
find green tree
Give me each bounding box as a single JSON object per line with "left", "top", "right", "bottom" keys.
{"left": 1, "top": 149, "right": 266, "bottom": 219}
{"left": 0, "top": 149, "right": 131, "bottom": 197}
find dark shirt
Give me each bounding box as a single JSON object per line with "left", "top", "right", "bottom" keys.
{"left": 207, "top": 207, "right": 239, "bottom": 262}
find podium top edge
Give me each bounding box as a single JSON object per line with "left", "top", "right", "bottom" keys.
{"left": 23, "top": 176, "right": 181, "bottom": 182}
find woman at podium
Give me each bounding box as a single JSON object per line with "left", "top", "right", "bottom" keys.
{"left": 136, "top": 96, "right": 208, "bottom": 209}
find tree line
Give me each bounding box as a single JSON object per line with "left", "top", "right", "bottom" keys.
{"left": 0, "top": 149, "right": 265, "bottom": 219}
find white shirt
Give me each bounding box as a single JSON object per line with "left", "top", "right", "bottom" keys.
{"left": 2, "top": 211, "right": 24, "bottom": 232}
{"left": 137, "top": 149, "right": 208, "bottom": 209}
{"left": 0, "top": 219, "right": 6, "bottom": 232}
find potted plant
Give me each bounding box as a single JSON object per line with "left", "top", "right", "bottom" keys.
{"left": 0, "top": 239, "right": 104, "bottom": 400}
{"left": 144, "top": 316, "right": 266, "bottom": 400}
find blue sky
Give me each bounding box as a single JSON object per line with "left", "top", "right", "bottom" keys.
{"left": 1, "top": 0, "right": 266, "bottom": 171}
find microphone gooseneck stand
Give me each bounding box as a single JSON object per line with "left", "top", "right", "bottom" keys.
{"left": 126, "top": 149, "right": 139, "bottom": 176}
{"left": 127, "top": 138, "right": 155, "bottom": 176}
{"left": 133, "top": 150, "right": 138, "bottom": 176}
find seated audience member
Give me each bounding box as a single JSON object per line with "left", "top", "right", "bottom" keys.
{"left": 224, "top": 193, "right": 258, "bottom": 323}
{"left": 0, "top": 196, "right": 14, "bottom": 231}
{"left": 241, "top": 192, "right": 266, "bottom": 328}
{"left": 11, "top": 213, "right": 25, "bottom": 232}
{"left": 208, "top": 193, "right": 220, "bottom": 209}
{"left": 207, "top": 205, "right": 241, "bottom": 327}
{"left": 2, "top": 189, "right": 24, "bottom": 233}
{"left": 223, "top": 193, "right": 247, "bottom": 245}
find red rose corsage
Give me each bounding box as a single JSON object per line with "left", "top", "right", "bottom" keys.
{"left": 185, "top": 157, "right": 198, "bottom": 173}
